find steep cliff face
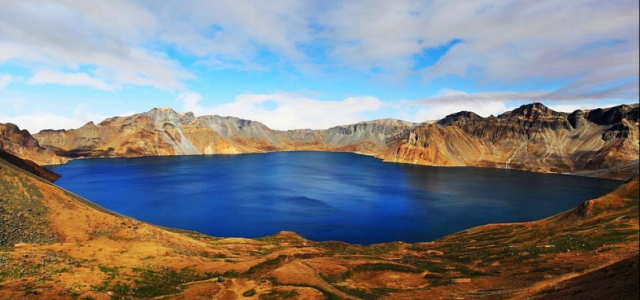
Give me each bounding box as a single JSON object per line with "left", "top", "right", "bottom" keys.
{"left": 0, "top": 123, "right": 67, "bottom": 166}
{"left": 383, "top": 103, "right": 639, "bottom": 179}
{"left": 34, "top": 108, "right": 412, "bottom": 158}
{"left": 322, "top": 118, "right": 414, "bottom": 152}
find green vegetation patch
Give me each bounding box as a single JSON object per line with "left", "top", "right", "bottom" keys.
{"left": 0, "top": 260, "right": 42, "bottom": 279}
{"left": 131, "top": 267, "right": 210, "bottom": 298}
{"left": 319, "top": 241, "right": 401, "bottom": 256}
{"left": 0, "top": 254, "right": 10, "bottom": 280}
{"left": 94, "top": 267, "right": 212, "bottom": 298}
{"left": 428, "top": 278, "right": 453, "bottom": 287}
{"left": 353, "top": 263, "right": 422, "bottom": 273}
{"left": 401, "top": 256, "right": 448, "bottom": 273}
{"left": 204, "top": 269, "right": 240, "bottom": 279}
{"left": 99, "top": 265, "right": 120, "bottom": 274}
{"left": 245, "top": 255, "right": 288, "bottom": 277}
{"left": 320, "top": 270, "right": 351, "bottom": 284}
{"left": 259, "top": 288, "right": 299, "bottom": 300}
{"left": 541, "top": 229, "right": 636, "bottom": 255}
{"left": 335, "top": 286, "right": 399, "bottom": 300}
{"left": 452, "top": 264, "right": 495, "bottom": 277}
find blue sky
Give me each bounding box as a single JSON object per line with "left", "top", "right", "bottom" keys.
{"left": 1, "top": 0, "right": 638, "bottom": 132}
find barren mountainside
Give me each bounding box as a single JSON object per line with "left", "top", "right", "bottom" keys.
{"left": 30, "top": 103, "right": 640, "bottom": 179}
{"left": 381, "top": 103, "right": 639, "bottom": 179}
{"left": 34, "top": 107, "right": 415, "bottom": 159}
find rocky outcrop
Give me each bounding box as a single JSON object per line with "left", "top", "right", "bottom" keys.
{"left": 382, "top": 103, "right": 639, "bottom": 179}
{"left": 437, "top": 111, "right": 482, "bottom": 126}
{"left": 31, "top": 103, "right": 639, "bottom": 179}
{"left": 0, "top": 123, "right": 67, "bottom": 166}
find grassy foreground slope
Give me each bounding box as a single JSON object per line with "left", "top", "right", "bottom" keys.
{"left": 0, "top": 155, "right": 637, "bottom": 300}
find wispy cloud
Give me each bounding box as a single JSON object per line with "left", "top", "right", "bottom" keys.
{"left": 176, "top": 91, "right": 384, "bottom": 130}
{"left": 0, "top": 73, "right": 13, "bottom": 90}
{"left": 409, "top": 88, "right": 633, "bottom": 122}
{"left": 2, "top": 1, "right": 636, "bottom": 99}
{"left": 28, "top": 71, "right": 114, "bottom": 91}
{"left": 0, "top": 103, "right": 107, "bottom": 133}
{"left": 0, "top": 0, "right": 190, "bottom": 90}
{"left": 0, "top": 0, "right": 637, "bottom": 133}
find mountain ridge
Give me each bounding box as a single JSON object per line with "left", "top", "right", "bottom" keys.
{"left": 381, "top": 103, "right": 639, "bottom": 179}
{"left": 0, "top": 102, "right": 634, "bottom": 179}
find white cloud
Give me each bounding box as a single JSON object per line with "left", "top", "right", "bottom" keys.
{"left": 407, "top": 88, "right": 635, "bottom": 122}
{"left": 546, "top": 104, "right": 600, "bottom": 113}
{"left": 28, "top": 71, "right": 114, "bottom": 91}
{"left": 419, "top": 89, "right": 549, "bottom": 105}
{"left": 0, "top": 74, "right": 13, "bottom": 90}
{"left": 397, "top": 89, "right": 515, "bottom": 121}
{"left": 0, "top": 0, "right": 190, "bottom": 90}
{"left": 176, "top": 92, "right": 205, "bottom": 114}
{"left": 177, "top": 92, "right": 384, "bottom": 130}
{"left": 175, "top": 88, "right": 634, "bottom": 129}
{"left": 1, "top": 0, "right": 637, "bottom": 110}
{"left": 1, "top": 113, "right": 82, "bottom": 133}
{"left": 156, "top": 0, "right": 311, "bottom": 68}
{"left": 412, "top": 101, "right": 508, "bottom": 122}
{"left": 321, "top": 1, "right": 638, "bottom": 86}
{"left": 0, "top": 103, "right": 107, "bottom": 133}
{"left": 73, "top": 103, "right": 108, "bottom": 125}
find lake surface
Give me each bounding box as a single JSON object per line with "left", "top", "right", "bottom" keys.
{"left": 48, "top": 152, "right": 623, "bottom": 244}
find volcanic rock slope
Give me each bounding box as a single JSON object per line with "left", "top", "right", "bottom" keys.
{"left": 0, "top": 123, "right": 67, "bottom": 166}
{"left": 0, "top": 151, "right": 638, "bottom": 299}
{"left": 33, "top": 107, "right": 414, "bottom": 158}
{"left": 32, "top": 103, "right": 639, "bottom": 179}
{"left": 381, "top": 103, "right": 639, "bottom": 179}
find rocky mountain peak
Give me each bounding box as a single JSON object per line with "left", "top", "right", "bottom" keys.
{"left": 1, "top": 123, "right": 39, "bottom": 149}
{"left": 81, "top": 121, "right": 97, "bottom": 128}
{"left": 499, "top": 102, "right": 564, "bottom": 120}
{"left": 437, "top": 111, "right": 482, "bottom": 126}
{"left": 584, "top": 104, "right": 639, "bottom": 126}
{"left": 143, "top": 107, "right": 195, "bottom": 124}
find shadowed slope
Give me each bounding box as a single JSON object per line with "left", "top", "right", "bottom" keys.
{"left": 0, "top": 149, "right": 60, "bottom": 182}
{"left": 528, "top": 253, "right": 639, "bottom": 300}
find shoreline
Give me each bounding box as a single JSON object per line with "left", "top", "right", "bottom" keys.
{"left": 47, "top": 149, "right": 637, "bottom": 181}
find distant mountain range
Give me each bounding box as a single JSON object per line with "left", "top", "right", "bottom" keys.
{"left": 1, "top": 102, "right": 638, "bottom": 179}
{"left": 1, "top": 129, "right": 638, "bottom": 300}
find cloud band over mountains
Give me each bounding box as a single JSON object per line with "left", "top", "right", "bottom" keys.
{"left": 0, "top": 0, "right": 637, "bottom": 132}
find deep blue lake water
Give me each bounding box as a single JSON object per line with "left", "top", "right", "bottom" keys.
{"left": 48, "top": 152, "right": 623, "bottom": 244}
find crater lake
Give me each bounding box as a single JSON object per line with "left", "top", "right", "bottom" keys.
{"left": 48, "top": 152, "right": 623, "bottom": 244}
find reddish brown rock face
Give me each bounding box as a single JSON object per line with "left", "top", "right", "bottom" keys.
{"left": 32, "top": 107, "right": 414, "bottom": 159}
{"left": 382, "top": 103, "right": 639, "bottom": 180}
{"left": 0, "top": 123, "right": 67, "bottom": 166}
